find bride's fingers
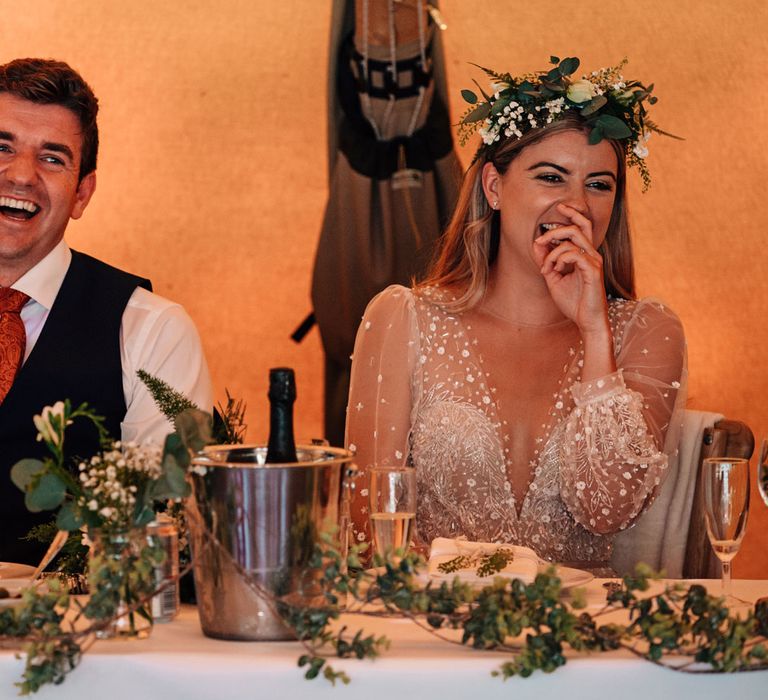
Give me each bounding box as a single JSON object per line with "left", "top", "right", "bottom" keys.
{"left": 556, "top": 203, "right": 594, "bottom": 243}
{"left": 535, "top": 226, "right": 599, "bottom": 260}
{"left": 541, "top": 241, "right": 601, "bottom": 274}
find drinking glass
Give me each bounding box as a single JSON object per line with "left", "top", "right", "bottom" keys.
{"left": 701, "top": 457, "right": 750, "bottom": 598}
{"left": 758, "top": 440, "right": 768, "bottom": 507}
{"left": 368, "top": 466, "right": 417, "bottom": 558}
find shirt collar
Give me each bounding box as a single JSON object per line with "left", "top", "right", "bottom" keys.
{"left": 12, "top": 240, "right": 72, "bottom": 311}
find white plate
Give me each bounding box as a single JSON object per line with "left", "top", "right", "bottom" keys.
{"left": 0, "top": 578, "right": 41, "bottom": 608}
{"left": 435, "top": 565, "right": 594, "bottom": 591}
{"left": 554, "top": 565, "right": 594, "bottom": 591}
{"left": 363, "top": 564, "right": 593, "bottom": 591}
{"left": 0, "top": 562, "right": 36, "bottom": 579}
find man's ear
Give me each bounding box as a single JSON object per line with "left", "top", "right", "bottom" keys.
{"left": 71, "top": 171, "right": 96, "bottom": 220}
{"left": 481, "top": 162, "right": 501, "bottom": 209}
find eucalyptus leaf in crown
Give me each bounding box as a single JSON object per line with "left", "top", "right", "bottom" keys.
{"left": 458, "top": 55, "right": 680, "bottom": 190}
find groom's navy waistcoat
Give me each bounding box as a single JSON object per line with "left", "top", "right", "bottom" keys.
{"left": 0, "top": 250, "right": 151, "bottom": 564}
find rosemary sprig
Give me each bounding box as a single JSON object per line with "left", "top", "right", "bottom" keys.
{"left": 437, "top": 547, "right": 516, "bottom": 577}
{"left": 214, "top": 389, "right": 247, "bottom": 444}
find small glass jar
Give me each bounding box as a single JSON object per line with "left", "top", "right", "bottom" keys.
{"left": 88, "top": 527, "right": 154, "bottom": 640}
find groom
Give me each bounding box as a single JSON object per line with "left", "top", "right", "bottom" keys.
{"left": 0, "top": 58, "right": 213, "bottom": 563}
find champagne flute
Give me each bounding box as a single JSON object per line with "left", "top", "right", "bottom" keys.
{"left": 368, "top": 466, "right": 416, "bottom": 559}
{"left": 701, "top": 457, "right": 750, "bottom": 598}
{"left": 758, "top": 440, "right": 768, "bottom": 507}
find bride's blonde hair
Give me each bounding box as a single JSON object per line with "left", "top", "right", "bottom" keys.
{"left": 418, "top": 114, "right": 635, "bottom": 311}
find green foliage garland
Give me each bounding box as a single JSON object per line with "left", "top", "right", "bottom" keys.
{"left": 273, "top": 544, "right": 768, "bottom": 683}
{"left": 4, "top": 405, "right": 767, "bottom": 695}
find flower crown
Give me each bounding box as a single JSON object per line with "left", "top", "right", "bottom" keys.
{"left": 458, "top": 56, "right": 678, "bottom": 190}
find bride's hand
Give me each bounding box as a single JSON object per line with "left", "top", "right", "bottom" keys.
{"left": 533, "top": 203, "right": 609, "bottom": 334}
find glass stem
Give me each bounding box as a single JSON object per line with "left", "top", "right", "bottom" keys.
{"left": 721, "top": 560, "right": 732, "bottom": 598}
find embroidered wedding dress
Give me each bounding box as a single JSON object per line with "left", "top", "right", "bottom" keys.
{"left": 347, "top": 284, "right": 687, "bottom": 568}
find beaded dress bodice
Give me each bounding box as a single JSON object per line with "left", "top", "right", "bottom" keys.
{"left": 347, "top": 285, "right": 687, "bottom": 566}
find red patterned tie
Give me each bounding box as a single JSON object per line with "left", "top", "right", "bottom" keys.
{"left": 0, "top": 287, "right": 30, "bottom": 404}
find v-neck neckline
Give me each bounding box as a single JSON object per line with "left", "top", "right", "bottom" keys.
{"left": 454, "top": 311, "right": 583, "bottom": 520}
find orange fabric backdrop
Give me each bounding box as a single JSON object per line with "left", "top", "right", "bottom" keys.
{"left": 1, "top": 0, "right": 766, "bottom": 576}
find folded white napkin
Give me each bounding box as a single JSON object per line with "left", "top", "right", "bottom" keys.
{"left": 428, "top": 538, "right": 539, "bottom": 585}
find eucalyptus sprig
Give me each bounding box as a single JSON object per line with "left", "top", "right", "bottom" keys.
{"left": 10, "top": 401, "right": 189, "bottom": 533}
{"left": 3, "top": 399, "right": 205, "bottom": 695}
{"left": 11, "top": 401, "right": 107, "bottom": 524}
{"left": 0, "top": 550, "right": 177, "bottom": 695}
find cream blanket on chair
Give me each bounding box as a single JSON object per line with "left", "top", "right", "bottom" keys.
{"left": 610, "top": 409, "right": 723, "bottom": 578}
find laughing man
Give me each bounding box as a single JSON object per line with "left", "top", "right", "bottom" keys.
{"left": 0, "top": 58, "right": 213, "bottom": 563}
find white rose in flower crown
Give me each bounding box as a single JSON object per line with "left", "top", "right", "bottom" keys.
{"left": 566, "top": 79, "right": 597, "bottom": 104}
{"left": 33, "top": 401, "right": 68, "bottom": 445}
{"left": 633, "top": 130, "right": 651, "bottom": 159}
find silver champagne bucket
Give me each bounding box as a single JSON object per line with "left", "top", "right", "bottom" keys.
{"left": 187, "top": 444, "right": 355, "bottom": 641}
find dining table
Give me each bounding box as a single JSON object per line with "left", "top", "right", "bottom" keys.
{"left": 1, "top": 577, "right": 766, "bottom": 700}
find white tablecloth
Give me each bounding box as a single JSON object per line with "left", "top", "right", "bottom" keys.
{"left": 1, "top": 579, "right": 766, "bottom": 699}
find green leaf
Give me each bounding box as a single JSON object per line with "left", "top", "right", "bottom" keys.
{"left": 152, "top": 460, "right": 191, "bottom": 500}
{"left": 595, "top": 114, "right": 632, "bottom": 139}
{"left": 550, "top": 55, "right": 560, "bottom": 64}
{"left": 163, "top": 432, "right": 191, "bottom": 470}
{"left": 56, "top": 501, "right": 84, "bottom": 531}
{"left": 559, "top": 57, "right": 580, "bottom": 76}
{"left": 541, "top": 80, "right": 565, "bottom": 93}
{"left": 133, "top": 505, "right": 156, "bottom": 528}
{"left": 175, "top": 408, "right": 213, "bottom": 453}
{"left": 490, "top": 97, "right": 511, "bottom": 115}
{"left": 461, "top": 101, "right": 491, "bottom": 124}
{"left": 580, "top": 95, "right": 607, "bottom": 117}
{"left": 588, "top": 126, "right": 605, "bottom": 145}
{"left": 461, "top": 89, "right": 478, "bottom": 104}
{"left": 10, "top": 458, "right": 45, "bottom": 491}
{"left": 25, "top": 473, "right": 67, "bottom": 512}
{"left": 466, "top": 74, "right": 492, "bottom": 101}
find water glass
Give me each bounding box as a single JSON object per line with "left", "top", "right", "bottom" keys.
{"left": 758, "top": 440, "right": 768, "bottom": 507}
{"left": 701, "top": 457, "right": 749, "bottom": 598}
{"left": 368, "top": 466, "right": 416, "bottom": 558}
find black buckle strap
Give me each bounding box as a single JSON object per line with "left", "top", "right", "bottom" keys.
{"left": 350, "top": 47, "right": 433, "bottom": 100}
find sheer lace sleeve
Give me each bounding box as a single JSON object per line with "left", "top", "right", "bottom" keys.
{"left": 346, "top": 286, "right": 420, "bottom": 546}
{"left": 559, "top": 299, "right": 687, "bottom": 535}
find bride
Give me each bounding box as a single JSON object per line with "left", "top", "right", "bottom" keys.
{"left": 346, "top": 57, "right": 687, "bottom": 570}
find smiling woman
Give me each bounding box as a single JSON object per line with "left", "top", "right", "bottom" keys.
{"left": 346, "top": 57, "right": 687, "bottom": 572}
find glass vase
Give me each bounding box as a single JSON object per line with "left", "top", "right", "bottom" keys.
{"left": 87, "top": 527, "right": 155, "bottom": 640}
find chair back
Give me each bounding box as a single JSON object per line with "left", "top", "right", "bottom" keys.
{"left": 610, "top": 410, "right": 754, "bottom": 578}
{"left": 682, "top": 419, "right": 754, "bottom": 578}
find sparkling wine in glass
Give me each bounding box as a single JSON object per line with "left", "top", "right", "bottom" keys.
{"left": 758, "top": 440, "right": 768, "bottom": 507}
{"left": 368, "top": 466, "right": 416, "bottom": 558}
{"left": 702, "top": 457, "right": 749, "bottom": 598}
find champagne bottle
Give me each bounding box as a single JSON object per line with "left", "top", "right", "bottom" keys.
{"left": 265, "top": 367, "right": 298, "bottom": 463}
